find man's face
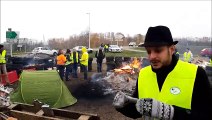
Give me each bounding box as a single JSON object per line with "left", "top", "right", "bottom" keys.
{"left": 186, "top": 49, "right": 189, "bottom": 52}
{"left": 145, "top": 45, "right": 175, "bottom": 69}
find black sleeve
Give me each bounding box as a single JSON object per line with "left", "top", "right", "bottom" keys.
{"left": 173, "top": 66, "right": 212, "bottom": 120}
{"left": 115, "top": 80, "right": 142, "bottom": 119}
{"left": 190, "top": 66, "right": 212, "bottom": 120}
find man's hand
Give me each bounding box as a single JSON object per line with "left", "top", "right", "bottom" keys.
{"left": 135, "top": 98, "right": 174, "bottom": 120}
{"left": 112, "top": 91, "right": 131, "bottom": 108}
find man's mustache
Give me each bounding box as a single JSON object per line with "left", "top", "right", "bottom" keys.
{"left": 150, "top": 59, "right": 160, "bottom": 63}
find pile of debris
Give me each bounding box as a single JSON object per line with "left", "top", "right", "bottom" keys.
{"left": 91, "top": 64, "right": 139, "bottom": 96}
{"left": 103, "top": 71, "right": 137, "bottom": 95}
{"left": 0, "top": 84, "right": 13, "bottom": 107}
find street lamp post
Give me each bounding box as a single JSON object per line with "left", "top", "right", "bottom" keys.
{"left": 87, "top": 13, "right": 91, "bottom": 48}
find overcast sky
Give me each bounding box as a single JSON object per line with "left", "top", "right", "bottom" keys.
{"left": 0, "top": 1, "right": 211, "bottom": 43}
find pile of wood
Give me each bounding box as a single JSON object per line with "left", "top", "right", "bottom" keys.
{"left": 0, "top": 100, "right": 100, "bottom": 120}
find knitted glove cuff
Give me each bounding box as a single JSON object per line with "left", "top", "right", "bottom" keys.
{"left": 136, "top": 98, "right": 174, "bottom": 120}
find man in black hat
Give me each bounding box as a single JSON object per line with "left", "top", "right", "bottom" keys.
{"left": 113, "top": 26, "right": 211, "bottom": 120}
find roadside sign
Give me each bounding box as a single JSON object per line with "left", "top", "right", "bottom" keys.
{"left": 6, "top": 31, "right": 17, "bottom": 39}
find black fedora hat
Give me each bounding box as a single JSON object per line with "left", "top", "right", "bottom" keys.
{"left": 141, "top": 26, "right": 178, "bottom": 47}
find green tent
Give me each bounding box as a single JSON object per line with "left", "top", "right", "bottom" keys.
{"left": 10, "top": 70, "right": 77, "bottom": 108}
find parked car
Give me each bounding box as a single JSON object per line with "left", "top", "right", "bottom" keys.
{"left": 109, "top": 45, "right": 122, "bottom": 52}
{"left": 129, "top": 42, "right": 136, "bottom": 47}
{"left": 138, "top": 42, "right": 144, "bottom": 47}
{"left": 200, "top": 48, "right": 212, "bottom": 57}
{"left": 32, "top": 47, "right": 57, "bottom": 56}
{"left": 73, "top": 46, "right": 93, "bottom": 53}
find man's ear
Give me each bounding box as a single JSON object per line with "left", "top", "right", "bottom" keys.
{"left": 169, "top": 45, "right": 175, "bottom": 55}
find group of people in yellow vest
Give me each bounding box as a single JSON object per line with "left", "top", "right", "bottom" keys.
{"left": 174, "top": 47, "right": 194, "bottom": 63}
{"left": 56, "top": 47, "right": 88, "bottom": 81}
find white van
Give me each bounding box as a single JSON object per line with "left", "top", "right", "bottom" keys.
{"left": 129, "top": 42, "right": 136, "bottom": 47}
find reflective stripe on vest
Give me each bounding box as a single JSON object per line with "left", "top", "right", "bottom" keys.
{"left": 138, "top": 60, "right": 197, "bottom": 109}
{"left": 71, "top": 52, "right": 78, "bottom": 63}
{"left": 0, "top": 50, "right": 6, "bottom": 63}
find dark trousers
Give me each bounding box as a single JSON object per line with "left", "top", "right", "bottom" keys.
{"left": 57, "top": 65, "right": 65, "bottom": 80}
{"left": 97, "top": 62, "right": 102, "bottom": 72}
{"left": 81, "top": 65, "right": 88, "bottom": 80}
{"left": 65, "top": 64, "right": 72, "bottom": 81}
{"left": 72, "top": 63, "right": 78, "bottom": 78}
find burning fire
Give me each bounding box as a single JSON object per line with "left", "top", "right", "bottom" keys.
{"left": 114, "top": 57, "right": 142, "bottom": 74}
{"left": 114, "top": 65, "right": 134, "bottom": 74}
{"left": 130, "top": 57, "right": 141, "bottom": 69}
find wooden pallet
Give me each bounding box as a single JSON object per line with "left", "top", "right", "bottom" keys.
{"left": 6, "top": 102, "right": 100, "bottom": 120}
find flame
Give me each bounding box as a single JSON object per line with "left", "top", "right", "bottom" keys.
{"left": 130, "top": 57, "right": 141, "bottom": 69}
{"left": 113, "top": 57, "right": 142, "bottom": 75}
{"left": 114, "top": 65, "right": 134, "bottom": 74}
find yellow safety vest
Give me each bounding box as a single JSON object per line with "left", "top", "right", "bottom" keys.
{"left": 71, "top": 52, "right": 78, "bottom": 63}
{"left": 138, "top": 60, "right": 197, "bottom": 109}
{"left": 65, "top": 54, "right": 72, "bottom": 65}
{"left": 209, "top": 59, "right": 212, "bottom": 66}
{"left": 183, "top": 52, "right": 191, "bottom": 62}
{"left": 0, "top": 50, "right": 6, "bottom": 64}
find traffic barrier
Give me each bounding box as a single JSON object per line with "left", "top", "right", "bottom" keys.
{"left": 1, "top": 71, "right": 19, "bottom": 85}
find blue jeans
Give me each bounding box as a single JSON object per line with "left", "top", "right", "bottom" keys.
{"left": 72, "top": 63, "right": 78, "bottom": 78}
{"left": 57, "top": 65, "right": 65, "bottom": 80}
{"left": 81, "top": 65, "right": 88, "bottom": 80}
{"left": 65, "top": 64, "right": 72, "bottom": 81}
{"left": 97, "top": 62, "right": 102, "bottom": 72}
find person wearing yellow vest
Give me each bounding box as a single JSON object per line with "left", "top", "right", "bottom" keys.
{"left": 80, "top": 47, "right": 89, "bottom": 80}
{"left": 65, "top": 49, "right": 72, "bottom": 81}
{"left": 209, "top": 56, "right": 212, "bottom": 66}
{"left": 183, "top": 48, "right": 192, "bottom": 63}
{"left": 174, "top": 48, "right": 180, "bottom": 59}
{"left": 71, "top": 49, "right": 79, "bottom": 78}
{"left": 113, "top": 26, "right": 211, "bottom": 120}
{"left": 0, "top": 45, "right": 10, "bottom": 86}
{"left": 56, "top": 49, "right": 66, "bottom": 80}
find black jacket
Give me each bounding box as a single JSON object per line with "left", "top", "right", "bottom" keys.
{"left": 95, "top": 50, "right": 105, "bottom": 63}
{"left": 117, "top": 55, "right": 212, "bottom": 120}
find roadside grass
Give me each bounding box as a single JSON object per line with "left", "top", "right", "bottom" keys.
{"left": 130, "top": 47, "right": 146, "bottom": 51}
{"left": 89, "top": 50, "right": 147, "bottom": 58}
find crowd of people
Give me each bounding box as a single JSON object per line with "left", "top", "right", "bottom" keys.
{"left": 56, "top": 47, "right": 88, "bottom": 81}
{"left": 56, "top": 43, "right": 112, "bottom": 81}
